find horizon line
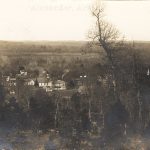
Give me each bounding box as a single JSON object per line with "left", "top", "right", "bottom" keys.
{"left": 0, "top": 40, "right": 150, "bottom": 43}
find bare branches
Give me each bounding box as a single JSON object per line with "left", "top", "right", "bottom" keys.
{"left": 89, "top": 2, "right": 120, "bottom": 49}
{"left": 91, "top": 0, "right": 105, "bottom": 19}
{"left": 100, "top": 21, "right": 119, "bottom": 43}
{"left": 89, "top": 1, "right": 125, "bottom": 79}
{"left": 88, "top": 21, "right": 119, "bottom": 46}
{"left": 91, "top": 5, "right": 104, "bottom": 19}
{"left": 88, "top": 29, "right": 99, "bottom": 41}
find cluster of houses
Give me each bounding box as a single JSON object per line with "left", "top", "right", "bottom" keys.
{"left": 2, "top": 69, "right": 66, "bottom": 95}
{"left": 2, "top": 67, "right": 112, "bottom": 99}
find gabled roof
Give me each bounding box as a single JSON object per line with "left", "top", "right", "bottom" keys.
{"left": 24, "top": 78, "right": 35, "bottom": 82}
{"left": 10, "top": 78, "right": 16, "bottom": 81}
{"left": 55, "top": 80, "right": 65, "bottom": 84}
{"left": 37, "top": 77, "right": 51, "bottom": 83}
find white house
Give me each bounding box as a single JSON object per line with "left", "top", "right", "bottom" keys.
{"left": 20, "top": 70, "right": 27, "bottom": 76}
{"left": 54, "top": 80, "right": 66, "bottom": 90}
{"left": 27, "top": 79, "right": 35, "bottom": 86}
{"left": 10, "top": 90, "right": 15, "bottom": 95}
{"left": 46, "top": 87, "right": 53, "bottom": 92}
{"left": 9, "top": 78, "right": 16, "bottom": 86}
{"left": 37, "top": 77, "right": 53, "bottom": 88}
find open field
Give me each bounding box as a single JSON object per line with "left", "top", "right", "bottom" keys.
{"left": 0, "top": 40, "right": 150, "bottom": 54}
{"left": 0, "top": 40, "right": 150, "bottom": 63}
{"left": 0, "top": 41, "right": 100, "bottom": 54}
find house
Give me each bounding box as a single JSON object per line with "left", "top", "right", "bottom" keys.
{"left": 5, "top": 76, "right": 10, "bottom": 82}
{"left": 54, "top": 80, "right": 66, "bottom": 90}
{"left": 28, "top": 79, "right": 35, "bottom": 86}
{"left": 10, "top": 90, "right": 15, "bottom": 95}
{"left": 9, "top": 78, "right": 16, "bottom": 86}
{"left": 38, "top": 77, "right": 47, "bottom": 87}
{"left": 19, "top": 66, "right": 27, "bottom": 76}
{"left": 2, "top": 75, "right": 16, "bottom": 87}
{"left": 37, "top": 77, "right": 53, "bottom": 88}
{"left": 24, "top": 79, "right": 35, "bottom": 86}
{"left": 46, "top": 87, "right": 53, "bottom": 92}
{"left": 2, "top": 75, "right": 10, "bottom": 82}
{"left": 20, "top": 70, "right": 27, "bottom": 76}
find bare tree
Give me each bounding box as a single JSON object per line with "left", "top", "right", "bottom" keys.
{"left": 88, "top": 1, "right": 129, "bottom": 133}
{"left": 89, "top": 1, "right": 122, "bottom": 99}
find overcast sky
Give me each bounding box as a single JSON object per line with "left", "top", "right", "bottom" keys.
{"left": 0, "top": 0, "right": 150, "bottom": 41}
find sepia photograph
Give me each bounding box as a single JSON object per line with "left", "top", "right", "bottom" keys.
{"left": 0, "top": 0, "right": 150, "bottom": 149}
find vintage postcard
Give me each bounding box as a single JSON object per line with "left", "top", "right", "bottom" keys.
{"left": 0, "top": 0, "right": 150, "bottom": 149}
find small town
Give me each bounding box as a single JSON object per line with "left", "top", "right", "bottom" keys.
{"left": 0, "top": 0, "right": 150, "bottom": 149}
{"left": 2, "top": 68, "right": 66, "bottom": 94}
{"left": 1, "top": 66, "right": 95, "bottom": 100}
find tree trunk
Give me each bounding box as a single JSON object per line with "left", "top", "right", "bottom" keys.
{"left": 137, "top": 89, "right": 142, "bottom": 121}
{"left": 100, "top": 100, "right": 104, "bottom": 128}
{"left": 54, "top": 95, "right": 59, "bottom": 128}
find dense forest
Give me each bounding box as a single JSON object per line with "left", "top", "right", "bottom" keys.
{"left": 0, "top": 41, "right": 150, "bottom": 149}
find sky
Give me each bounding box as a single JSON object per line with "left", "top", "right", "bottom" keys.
{"left": 0, "top": 0, "right": 150, "bottom": 41}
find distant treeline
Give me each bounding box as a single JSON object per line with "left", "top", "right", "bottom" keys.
{"left": 0, "top": 41, "right": 102, "bottom": 54}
